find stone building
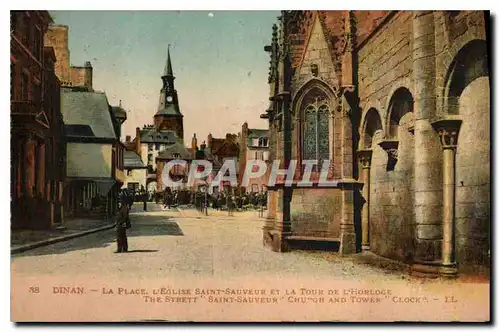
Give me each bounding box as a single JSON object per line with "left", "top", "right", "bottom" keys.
{"left": 43, "top": 24, "right": 93, "bottom": 90}
{"left": 238, "top": 122, "right": 270, "bottom": 193}
{"left": 262, "top": 11, "right": 490, "bottom": 277}
{"left": 11, "top": 10, "right": 66, "bottom": 229}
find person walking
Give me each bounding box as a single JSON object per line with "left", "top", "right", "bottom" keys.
{"left": 115, "top": 204, "right": 130, "bottom": 253}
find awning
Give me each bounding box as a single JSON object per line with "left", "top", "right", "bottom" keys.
{"left": 66, "top": 177, "right": 116, "bottom": 195}
{"left": 95, "top": 179, "right": 116, "bottom": 195}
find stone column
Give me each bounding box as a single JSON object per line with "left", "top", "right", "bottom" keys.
{"left": 432, "top": 118, "right": 461, "bottom": 277}
{"left": 411, "top": 11, "right": 443, "bottom": 275}
{"left": 357, "top": 149, "right": 372, "bottom": 250}
{"left": 338, "top": 97, "right": 358, "bottom": 254}
{"left": 339, "top": 185, "right": 356, "bottom": 254}
{"left": 272, "top": 90, "right": 292, "bottom": 253}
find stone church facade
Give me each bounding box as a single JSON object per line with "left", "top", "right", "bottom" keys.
{"left": 262, "top": 11, "right": 490, "bottom": 277}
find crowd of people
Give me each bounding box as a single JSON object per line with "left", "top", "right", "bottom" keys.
{"left": 119, "top": 186, "right": 268, "bottom": 213}
{"left": 161, "top": 188, "right": 268, "bottom": 213}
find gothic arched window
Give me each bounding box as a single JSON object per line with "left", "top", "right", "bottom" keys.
{"left": 303, "top": 98, "right": 330, "bottom": 162}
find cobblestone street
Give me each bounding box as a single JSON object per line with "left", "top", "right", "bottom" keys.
{"left": 11, "top": 203, "right": 490, "bottom": 322}
{"left": 11, "top": 203, "right": 412, "bottom": 281}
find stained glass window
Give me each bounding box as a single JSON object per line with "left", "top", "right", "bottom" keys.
{"left": 317, "top": 104, "right": 330, "bottom": 161}
{"left": 303, "top": 105, "right": 317, "bottom": 160}
{"left": 302, "top": 98, "right": 330, "bottom": 162}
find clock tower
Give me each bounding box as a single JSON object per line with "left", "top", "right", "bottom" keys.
{"left": 153, "top": 46, "right": 184, "bottom": 140}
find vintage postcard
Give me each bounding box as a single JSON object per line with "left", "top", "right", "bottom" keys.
{"left": 10, "top": 9, "right": 491, "bottom": 322}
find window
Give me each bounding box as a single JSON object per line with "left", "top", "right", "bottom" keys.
{"left": 148, "top": 143, "right": 153, "bottom": 151}
{"left": 303, "top": 100, "right": 330, "bottom": 162}
{"left": 155, "top": 142, "right": 160, "bottom": 150}
{"left": 252, "top": 138, "right": 259, "bottom": 147}
{"left": 21, "top": 72, "right": 29, "bottom": 101}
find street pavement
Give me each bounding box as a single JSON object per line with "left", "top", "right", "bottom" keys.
{"left": 10, "top": 203, "right": 488, "bottom": 283}
{"left": 10, "top": 203, "right": 491, "bottom": 322}
{"left": 11, "top": 203, "right": 412, "bottom": 281}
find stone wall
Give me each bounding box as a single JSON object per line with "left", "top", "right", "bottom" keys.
{"left": 290, "top": 188, "right": 342, "bottom": 238}
{"left": 357, "top": 11, "right": 415, "bottom": 262}
{"left": 435, "top": 11, "right": 489, "bottom": 268}
{"left": 44, "top": 24, "right": 93, "bottom": 89}
{"left": 369, "top": 119, "right": 415, "bottom": 262}
{"left": 358, "top": 11, "right": 413, "bottom": 113}
{"left": 455, "top": 76, "right": 490, "bottom": 266}
{"left": 70, "top": 66, "right": 92, "bottom": 90}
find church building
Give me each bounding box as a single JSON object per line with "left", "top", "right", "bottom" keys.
{"left": 262, "top": 11, "right": 490, "bottom": 277}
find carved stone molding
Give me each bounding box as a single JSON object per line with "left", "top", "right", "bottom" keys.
{"left": 357, "top": 149, "right": 373, "bottom": 169}
{"left": 431, "top": 118, "right": 462, "bottom": 149}
{"left": 378, "top": 139, "right": 399, "bottom": 170}
{"left": 310, "top": 64, "right": 319, "bottom": 77}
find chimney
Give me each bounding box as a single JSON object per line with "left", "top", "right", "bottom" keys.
{"left": 83, "top": 61, "right": 93, "bottom": 91}
{"left": 135, "top": 127, "right": 141, "bottom": 156}
{"left": 191, "top": 133, "right": 197, "bottom": 158}
{"left": 207, "top": 133, "right": 213, "bottom": 149}
{"left": 125, "top": 135, "right": 131, "bottom": 143}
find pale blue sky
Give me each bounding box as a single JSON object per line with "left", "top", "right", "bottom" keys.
{"left": 50, "top": 10, "right": 279, "bottom": 142}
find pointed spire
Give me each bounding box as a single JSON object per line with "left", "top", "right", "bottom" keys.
{"left": 164, "top": 44, "right": 174, "bottom": 77}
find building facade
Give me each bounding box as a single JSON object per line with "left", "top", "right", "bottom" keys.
{"left": 122, "top": 150, "right": 148, "bottom": 191}
{"left": 62, "top": 89, "right": 124, "bottom": 219}
{"left": 238, "top": 122, "right": 270, "bottom": 193}
{"left": 11, "top": 10, "right": 66, "bottom": 229}
{"left": 262, "top": 11, "right": 490, "bottom": 277}
{"left": 43, "top": 24, "right": 93, "bottom": 90}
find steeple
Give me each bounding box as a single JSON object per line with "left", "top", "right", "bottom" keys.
{"left": 154, "top": 45, "right": 184, "bottom": 139}
{"left": 155, "top": 45, "right": 182, "bottom": 118}
{"left": 164, "top": 44, "right": 174, "bottom": 77}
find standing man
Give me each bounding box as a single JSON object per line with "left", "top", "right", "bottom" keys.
{"left": 115, "top": 203, "right": 129, "bottom": 253}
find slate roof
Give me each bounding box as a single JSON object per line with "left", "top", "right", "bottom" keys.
{"left": 139, "top": 128, "right": 177, "bottom": 144}
{"left": 64, "top": 124, "right": 95, "bottom": 137}
{"left": 61, "top": 91, "right": 116, "bottom": 139}
{"left": 124, "top": 151, "right": 147, "bottom": 169}
{"left": 157, "top": 141, "right": 193, "bottom": 160}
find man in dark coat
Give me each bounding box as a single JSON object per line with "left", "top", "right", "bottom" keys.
{"left": 115, "top": 204, "right": 130, "bottom": 253}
